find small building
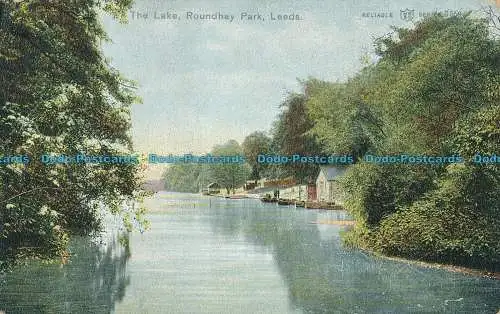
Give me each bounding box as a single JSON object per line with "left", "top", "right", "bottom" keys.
{"left": 316, "top": 166, "right": 347, "bottom": 204}
{"left": 244, "top": 180, "right": 258, "bottom": 190}
{"left": 279, "top": 185, "right": 308, "bottom": 201}
{"left": 203, "top": 182, "right": 220, "bottom": 195}
{"left": 307, "top": 183, "right": 317, "bottom": 201}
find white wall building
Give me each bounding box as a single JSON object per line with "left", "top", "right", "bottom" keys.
{"left": 316, "top": 166, "right": 347, "bottom": 204}
{"left": 279, "top": 185, "right": 308, "bottom": 201}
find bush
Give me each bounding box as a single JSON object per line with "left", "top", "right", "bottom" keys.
{"left": 374, "top": 163, "right": 500, "bottom": 271}
{"left": 340, "top": 162, "right": 437, "bottom": 227}
{"left": 1, "top": 202, "right": 69, "bottom": 266}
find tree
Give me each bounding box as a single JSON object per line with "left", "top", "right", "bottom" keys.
{"left": 162, "top": 163, "right": 203, "bottom": 193}
{"left": 271, "top": 90, "right": 321, "bottom": 182}
{"left": 336, "top": 13, "right": 500, "bottom": 271}
{"left": 0, "top": 0, "right": 147, "bottom": 265}
{"left": 305, "top": 77, "right": 383, "bottom": 160}
{"left": 207, "top": 140, "right": 251, "bottom": 194}
{"left": 370, "top": 13, "right": 499, "bottom": 153}
{"left": 242, "top": 131, "right": 272, "bottom": 180}
{"left": 161, "top": 141, "right": 252, "bottom": 194}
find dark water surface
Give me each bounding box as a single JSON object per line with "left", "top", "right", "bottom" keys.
{"left": 1, "top": 192, "right": 499, "bottom": 313}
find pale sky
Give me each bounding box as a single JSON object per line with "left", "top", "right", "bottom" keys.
{"left": 100, "top": 0, "right": 493, "bottom": 178}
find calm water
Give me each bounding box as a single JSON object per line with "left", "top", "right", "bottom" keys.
{"left": 0, "top": 192, "right": 499, "bottom": 313}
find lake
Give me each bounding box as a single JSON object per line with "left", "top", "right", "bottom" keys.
{"left": 0, "top": 192, "right": 499, "bottom": 313}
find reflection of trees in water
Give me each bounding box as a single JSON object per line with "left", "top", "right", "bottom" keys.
{"left": 207, "top": 199, "right": 500, "bottom": 313}
{"left": 0, "top": 233, "right": 130, "bottom": 313}
{"left": 207, "top": 200, "right": 374, "bottom": 311}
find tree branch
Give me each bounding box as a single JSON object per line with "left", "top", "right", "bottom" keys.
{"left": 1, "top": 187, "right": 66, "bottom": 204}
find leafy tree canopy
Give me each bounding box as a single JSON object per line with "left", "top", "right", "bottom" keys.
{"left": 0, "top": 0, "right": 147, "bottom": 265}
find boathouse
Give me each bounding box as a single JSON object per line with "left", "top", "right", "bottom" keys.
{"left": 315, "top": 166, "right": 347, "bottom": 204}
{"left": 206, "top": 182, "right": 221, "bottom": 195}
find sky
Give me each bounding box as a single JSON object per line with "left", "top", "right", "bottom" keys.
{"left": 100, "top": 0, "right": 495, "bottom": 178}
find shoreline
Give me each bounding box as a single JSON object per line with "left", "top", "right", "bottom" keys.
{"left": 153, "top": 193, "right": 499, "bottom": 280}
{"left": 354, "top": 246, "right": 500, "bottom": 280}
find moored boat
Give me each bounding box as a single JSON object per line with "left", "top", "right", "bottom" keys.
{"left": 261, "top": 196, "right": 278, "bottom": 203}
{"left": 226, "top": 195, "right": 247, "bottom": 199}
{"left": 305, "top": 201, "right": 344, "bottom": 210}
{"left": 277, "top": 199, "right": 293, "bottom": 205}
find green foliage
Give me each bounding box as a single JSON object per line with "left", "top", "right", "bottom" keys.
{"left": 0, "top": 0, "right": 147, "bottom": 265}
{"left": 270, "top": 90, "right": 321, "bottom": 182}
{"left": 449, "top": 105, "right": 500, "bottom": 158}
{"left": 161, "top": 140, "right": 251, "bottom": 194}
{"left": 242, "top": 131, "right": 272, "bottom": 180}
{"left": 162, "top": 163, "right": 203, "bottom": 193}
{"left": 305, "top": 77, "right": 383, "bottom": 159}
{"left": 101, "top": 0, "right": 135, "bottom": 23}
{"left": 375, "top": 163, "right": 500, "bottom": 270}
{"left": 370, "top": 13, "right": 499, "bottom": 153}
{"left": 311, "top": 14, "right": 500, "bottom": 271}
{"left": 207, "top": 140, "right": 251, "bottom": 193}
{"left": 340, "top": 163, "right": 437, "bottom": 227}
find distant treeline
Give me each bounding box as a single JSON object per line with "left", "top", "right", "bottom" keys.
{"left": 162, "top": 140, "right": 251, "bottom": 194}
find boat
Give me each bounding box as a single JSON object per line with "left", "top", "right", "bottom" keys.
{"left": 305, "top": 201, "right": 344, "bottom": 210}
{"left": 277, "top": 199, "right": 293, "bottom": 206}
{"left": 226, "top": 195, "right": 247, "bottom": 199}
{"left": 261, "top": 196, "right": 278, "bottom": 203}
{"left": 295, "top": 201, "right": 305, "bottom": 207}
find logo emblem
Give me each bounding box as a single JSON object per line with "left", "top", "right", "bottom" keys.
{"left": 400, "top": 8, "right": 415, "bottom": 21}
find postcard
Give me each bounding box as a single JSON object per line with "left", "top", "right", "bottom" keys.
{"left": 1, "top": 0, "right": 499, "bottom": 313}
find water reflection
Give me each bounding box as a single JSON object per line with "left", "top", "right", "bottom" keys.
{"left": 0, "top": 233, "right": 130, "bottom": 314}
{"left": 1, "top": 193, "right": 498, "bottom": 313}
{"left": 208, "top": 197, "right": 500, "bottom": 313}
